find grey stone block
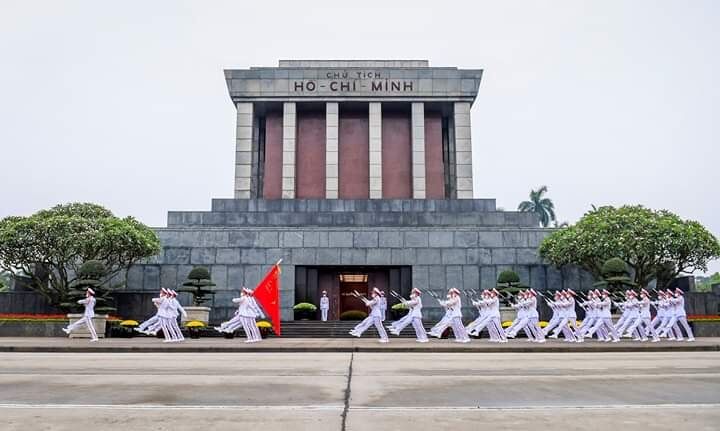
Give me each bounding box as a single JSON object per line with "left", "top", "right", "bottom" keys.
{"left": 216, "top": 248, "right": 241, "bottom": 264}
{"left": 379, "top": 231, "right": 402, "bottom": 247}
{"left": 341, "top": 249, "right": 366, "bottom": 265}
{"left": 530, "top": 266, "right": 548, "bottom": 291}
{"left": 229, "top": 231, "right": 258, "bottom": 247}
{"left": 441, "top": 249, "right": 466, "bottom": 265}
{"left": 404, "top": 231, "right": 429, "bottom": 247}
{"left": 293, "top": 248, "right": 316, "bottom": 265}
{"left": 491, "top": 249, "right": 516, "bottom": 265}
{"left": 428, "top": 265, "right": 445, "bottom": 289}
{"left": 562, "top": 266, "right": 580, "bottom": 291}
{"left": 391, "top": 248, "right": 415, "bottom": 265}
{"left": 257, "top": 231, "right": 279, "bottom": 248}
{"left": 547, "top": 266, "right": 563, "bottom": 290}
{"left": 354, "top": 231, "right": 378, "bottom": 248}
{"left": 412, "top": 266, "right": 430, "bottom": 291}
{"left": 329, "top": 231, "right": 353, "bottom": 248}
{"left": 303, "top": 231, "right": 320, "bottom": 247}
{"left": 428, "top": 231, "right": 453, "bottom": 248}
{"left": 446, "top": 266, "right": 463, "bottom": 289}
{"left": 316, "top": 248, "right": 340, "bottom": 265}
{"left": 191, "top": 248, "right": 216, "bottom": 264}
{"left": 416, "top": 249, "right": 441, "bottom": 265}
{"left": 463, "top": 265, "right": 480, "bottom": 290}
{"left": 317, "top": 231, "right": 329, "bottom": 247}
{"left": 240, "top": 249, "right": 265, "bottom": 264}
{"left": 227, "top": 266, "right": 244, "bottom": 289}
{"left": 515, "top": 266, "right": 530, "bottom": 286}
{"left": 454, "top": 231, "right": 478, "bottom": 248}
{"left": 160, "top": 265, "right": 178, "bottom": 290}
{"left": 243, "top": 265, "right": 262, "bottom": 287}
{"left": 211, "top": 265, "right": 228, "bottom": 289}
{"left": 366, "top": 249, "right": 391, "bottom": 265}
{"left": 280, "top": 231, "right": 303, "bottom": 247}
{"left": 466, "top": 248, "right": 491, "bottom": 265}
{"left": 480, "top": 266, "right": 496, "bottom": 289}
{"left": 143, "top": 266, "right": 160, "bottom": 291}
{"left": 502, "top": 231, "right": 526, "bottom": 247}
{"left": 516, "top": 248, "right": 540, "bottom": 265}
{"left": 477, "top": 231, "right": 503, "bottom": 247}
{"left": 164, "top": 248, "right": 191, "bottom": 264}
{"left": 127, "top": 265, "right": 144, "bottom": 290}
{"left": 265, "top": 248, "right": 293, "bottom": 265}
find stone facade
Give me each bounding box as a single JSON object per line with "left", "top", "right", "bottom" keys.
{"left": 127, "top": 199, "right": 595, "bottom": 322}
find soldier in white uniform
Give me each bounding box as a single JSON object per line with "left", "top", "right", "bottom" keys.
{"left": 428, "top": 292, "right": 453, "bottom": 338}
{"left": 439, "top": 288, "right": 470, "bottom": 343}
{"left": 581, "top": 289, "right": 620, "bottom": 342}
{"left": 320, "top": 290, "right": 330, "bottom": 321}
{"left": 542, "top": 291, "right": 563, "bottom": 337}
{"left": 350, "top": 287, "right": 389, "bottom": 342}
{"left": 378, "top": 289, "right": 387, "bottom": 322}
{"left": 218, "top": 288, "right": 265, "bottom": 342}
{"left": 166, "top": 290, "right": 188, "bottom": 342}
{"left": 388, "top": 288, "right": 428, "bottom": 342}
{"left": 548, "top": 290, "right": 577, "bottom": 342}
{"left": 136, "top": 288, "right": 166, "bottom": 335}
{"left": 660, "top": 288, "right": 695, "bottom": 341}
{"left": 62, "top": 288, "right": 99, "bottom": 342}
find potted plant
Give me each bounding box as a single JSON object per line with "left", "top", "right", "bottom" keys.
{"left": 293, "top": 302, "right": 317, "bottom": 320}
{"left": 119, "top": 320, "right": 139, "bottom": 338}
{"left": 390, "top": 302, "right": 408, "bottom": 320}
{"left": 178, "top": 267, "right": 216, "bottom": 324}
{"left": 185, "top": 320, "right": 205, "bottom": 339}
{"left": 256, "top": 320, "right": 273, "bottom": 338}
{"left": 339, "top": 310, "right": 367, "bottom": 321}
{"left": 61, "top": 260, "right": 114, "bottom": 339}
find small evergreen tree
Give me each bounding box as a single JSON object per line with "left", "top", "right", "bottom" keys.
{"left": 179, "top": 266, "right": 216, "bottom": 306}
{"left": 62, "top": 260, "right": 116, "bottom": 314}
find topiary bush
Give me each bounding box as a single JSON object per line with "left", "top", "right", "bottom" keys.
{"left": 179, "top": 266, "right": 216, "bottom": 306}
{"left": 293, "top": 302, "right": 317, "bottom": 311}
{"left": 340, "top": 310, "right": 367, "bottom": 320}
{"left": 497, "top": 270, "right": 520, "bottom": 285}
{"left": 594, "top": 257, "right": 636, "bottom": 292}
{"left": 601, "top": 258, "right": 629, "bottom": 277}
{"left": 62, "top": 260, "right": 116, "bottom": 314}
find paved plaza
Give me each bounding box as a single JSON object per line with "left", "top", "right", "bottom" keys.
{"left": 0, "top": 350, "right": 718, "bottom": 430}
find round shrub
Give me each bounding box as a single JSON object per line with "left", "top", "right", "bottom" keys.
{"left": 293, "top": 302, "right": 317, "bottom": 311}
{"left": 497, "top": 270, "right": 520, "bottom": 284}
{"left": 187, "top": 267, "right": 211, "bottom": 280}
{"left": 340, "top": 310, "right": 368, "bottom": 320}
{"left": 78, "top": 260, "right": 107, "bottom": 279}
{"left": 601, "top": 258, "right": 628, "bottom": 276}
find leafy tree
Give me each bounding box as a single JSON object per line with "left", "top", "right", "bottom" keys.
{"left": 0, "top": 203, "right": 161, "bottom": 311}
{"left": 63, "top": 260, "right": 116, "bottom": 314}
{"left": 696, "top": 272, "right": 720, "bottom": 292}
{"left": 518, "top": 185, "right": 556, "bottom": 227}
{"left": 496, "top": 270, "right": 528, "bottom": 295}
{"left": 179, "top": 266, "right": 216, "bottom": 306}
{"left": 539, "top": 205, "right": 720, "bottom": 288}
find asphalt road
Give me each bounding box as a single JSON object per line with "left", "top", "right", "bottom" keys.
{"left": 0, "top": 351, "right": 718, "bottom": 430}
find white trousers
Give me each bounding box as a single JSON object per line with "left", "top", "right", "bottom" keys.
{"left": 354, "top": 316, "right": 388, "bottom": 340}
{"left": 543, "top": 315, "right": 561, "bottom": 336}
{"left": 429, "top": 316, "right": 451, "bottom": 337}
{"left": 240, "top": 316, "right": 261, "bottom": 341}
{"left": 449, "top": 317, "right": 469, "bottom": 341}
{"left": 585, "top": 317, "right": 619, "bottom": 340}
{"left": 138, "top": 315, "right": 159, "bottom": 332}
{"left": 218, "top": 314, "right": 244, "bottom": 332}
{"left": 389, "top": 313, "right": 414, "bottom": 332}
{"left": 661, "top": 316, "right": 694, "bottom": 339}
{"left": 550, "top": 317, "right": 576, "bottom": 341}
{"left": 321, "top": 308, "right": 328, "bottom": 321}
{"left": 65, "top": 316, "right": 98, "bottom": 340}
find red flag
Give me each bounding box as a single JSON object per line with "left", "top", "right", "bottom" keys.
{"left": 252, "top": 262, "right": 282, "bottom": 336}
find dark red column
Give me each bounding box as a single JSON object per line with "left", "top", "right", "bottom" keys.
{"left": 263, "top": 112, "right": 283, "bottom": 199}
{"left": 296, "top": 108, "right": 326, "bottom": 199}
{"left": 381, "top": 106, "right": 412, "bottom": 198}
{"left": 339, "top": 106, "right": 369, "bottom": 198}
{"left": 424, "top": 112, "right": 445, "bottom": 198}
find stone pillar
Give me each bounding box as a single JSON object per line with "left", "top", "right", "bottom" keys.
{"left": 453, "top": 102, "right": 473, "bottom": 198}
{"left": 325, "top": 102, "right": 339, "bottom": 199}
{"left": 411, "top": 102, "right": 426, "bottom": 199}
{"left": 369, "top": 102, "right": 382, "bottom": 199}
{"left": 234, "top": 102, "right": 253, "bottom": 199}
{"left": 282, "top": 102, "right": 296, "bottom": 199}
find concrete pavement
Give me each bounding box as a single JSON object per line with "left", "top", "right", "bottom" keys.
{"left": 1, "top": 336, "right": 719, "bottom": 353}
{"left": 0, "top": 351, "right": 718, "bottom": 430}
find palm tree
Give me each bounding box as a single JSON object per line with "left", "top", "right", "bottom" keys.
{"left": 518, "top": 185, "right": 556, "bottom": 227}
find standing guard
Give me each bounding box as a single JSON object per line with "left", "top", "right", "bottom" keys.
{"left": 320, "top": 290, "right": 329, "bottom": 322}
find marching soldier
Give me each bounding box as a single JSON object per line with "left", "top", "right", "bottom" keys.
{"left": 388, "top": 288, "right": 428, "bottom": 342}
{"left": 349, "top": 287, "right": 389, "bottom": 343}
{"left": 438, "top": 288, "right": 470, "bottom": 343}
{"left": 62, "top": 288, "right": 99, "bottom": 342}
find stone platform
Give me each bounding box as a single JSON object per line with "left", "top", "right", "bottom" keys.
{"left": 1, "top": 337, "right": 717, "bottom": 353}
{"left": 122, "top": 199, "right": 592, "bottom": 323}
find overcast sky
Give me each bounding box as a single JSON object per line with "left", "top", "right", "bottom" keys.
{"left": 1, "top": 1, "right": 718, "bottom": 274}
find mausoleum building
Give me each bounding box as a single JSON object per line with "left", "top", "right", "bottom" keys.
{"left": 127, "top": 60, "right": 592, "bottom": 321}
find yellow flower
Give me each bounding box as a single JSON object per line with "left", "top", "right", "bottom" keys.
{"left": 120, "top": 320, "right": 139, "bottom": 327}
{"left": 185, "top": 320, "right": 205, "bottom": 328}
{"left": 256, "top": 320, "right": 272, "bottom": 328}
{"left": 501, "top": 321, "right": 513, "bottom": 328}
{"left": 539, "top": 321, "right": 548, "bottom": 328}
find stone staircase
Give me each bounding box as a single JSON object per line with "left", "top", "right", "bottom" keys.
{"left": 278, "top": 320, "right": 437, "bottom": 338}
